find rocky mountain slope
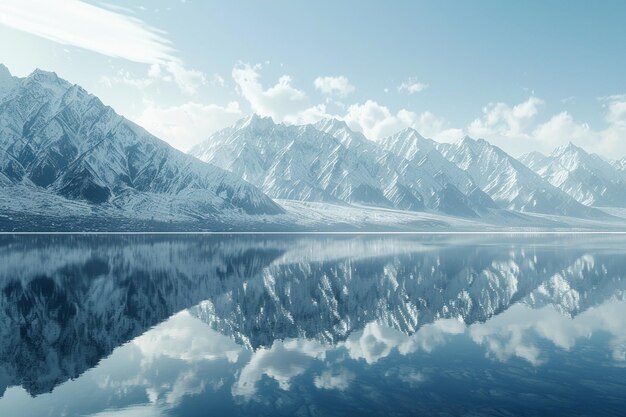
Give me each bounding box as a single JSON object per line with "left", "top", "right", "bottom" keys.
{"left": 520, "top": 142, "right": 626, "bottom": 207}
{"left": 436, "top": 137, "right": 604, "bottom": 218}
{"left": 0, "top": 66, "right": 282, "bottom": 220}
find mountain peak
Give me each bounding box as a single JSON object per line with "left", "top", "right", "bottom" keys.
{"left": 551, "top": 141, "right": 585, "bottom": 157}
{"left": 0, "top": 64, "right": 18, "bottom": 97}
{"left": 395, "top": 126, "right": 425, "bottom": 140}
{"left": 316, "top": 117, "right": 350, "bottom": 131}
{"left": 237, "top": 114, "right": 276, "bottom": 130}
{"left": 0, "top": 64, "right": 11, "bottom": 79}
{"left": 23, "top": 68, "right": 71, "bottom": 91}
{"left": 457, "top": 135, "right": 480, "bottom": 148}
{"left": 28, "top": 68, "right": 59, "bottom": 80}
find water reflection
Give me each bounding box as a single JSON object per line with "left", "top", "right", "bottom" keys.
{"left": 1, "top": 235, "right": 626, "bottom": 416}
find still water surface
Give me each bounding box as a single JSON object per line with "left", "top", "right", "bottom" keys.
{"left": 1, "top": 234, "right": 625, "bottom": 416}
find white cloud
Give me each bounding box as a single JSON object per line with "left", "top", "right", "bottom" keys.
{"left": 314, "top": 76, "right": 355, "bottom": 98}
{"left": 283, "top": 104, "right": 332, "bottom": 125}
{"left": 232, "top": 62, "right": 331, "bottom": 125}
{"left": 136, "top": 100, "right": 242, "bottom": 151}
{"left": 342, "top": 319, "right": 465, "bottom": 364}
{"left": 0, "top": 0, "right": 175, "bottom": 64}
{"left": 313, "top": 368, "right": 355, "bottom": 391}
{"left": 469, "top": 299, "right": 626, "bottom": 366}
{"left": 469, "top": 97, "right": 544, "bottom": 140}
{"left": 343, "top": 100, "right": 463, "bottom": 141}
{"left": 133, "top": 311, "right": 242, "bottom": 364}
{"left": 100, "top": 69, "right": 154, "bottom": 89}
{"left": 398, "top": 78, "right": 428, "bottom": 94}
{"left": 0, "top": 0, "right": 206, "bottom": 94}
{"left": 150, "top": 62, "right": 206, "bottom": 95}
{"left": 344, "top": 100, "right": 411, "bottom": 140}
{"left": 232, "top": 63, "right": 307, "bottom": 120}
{"left": 233, "top": 338, "right": 327, "bottom": 398}
{"left": 534, "top": 95, "right": 626, "bottom": 157}
{"left": 102, "top": 62, "right": 207, "bottom": 95}
{"left": 466, "top": 97, "right": 546, "bottom": 155}
{"left": 532, "top": 111, "right": 591, "bottom": 149}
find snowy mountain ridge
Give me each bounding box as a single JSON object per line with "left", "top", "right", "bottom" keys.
{"left": 191, "top": 116, "right": 498, "bottom": 217}
{"left": 519, "top": 142, "right": 626, "bottom": 207}
{"left": 1, "top": 64, "right": 625, "bottom": 229}
{"left": 436, "top": 136, "right": 604, "bottom": 218}
{"left": 0, "top": 66, "right": 282, "bottom": 221}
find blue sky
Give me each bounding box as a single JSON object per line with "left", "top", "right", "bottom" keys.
{"left": 0, "top": 0, "right": 625, "bottom": 156}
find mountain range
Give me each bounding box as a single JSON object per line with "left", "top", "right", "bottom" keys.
{"left": 1, "top": 65, "right": 626, "bottom": 230}
{"left": 0, "top": 64, "right": 282, "bottom": 225}
{"left": 520, "top": 142, "right": 626, "bottom": 207}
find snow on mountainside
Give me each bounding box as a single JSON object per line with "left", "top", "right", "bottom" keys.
{"left": 314, "top": 119, "right": 496, "bottom": 216}
{"left": 192, "top": 115, "right": 425, "bottom": 210}
{"left": 520, "top": 142, "right": 626, "bottom": 207}
{"left": 0, "top": 67, "right": 282, "bottom": 217}
{"left": 378, "top": 127, "right": 498, "bottom": 213}
{"left": 437, "top": 137, "right": 605, "bottom": 218}
{"left": 0, "top": 64, "right": 18, "bottom": 99}
{"left": 191, "top": 116, "right": 495, "bottom": 217}
{"left": 613, "top": 157, "right": 626, "bottom": 172}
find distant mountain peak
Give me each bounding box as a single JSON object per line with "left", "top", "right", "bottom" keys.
{"left": 0, "top": 69, "right": 283, "bottom": 217}
{"left": 397, "top": 126, "right": 427, "bottom": 141}
{"left": 0, "top": 63, "right": 11, "bottom": 78}
{"left": 316, "top": 117, "right": 351, "bottom": 132}
{"left": 551, "top": 141, "right": 584, "bottom": 157}
{"left": 0, "top": 64, "right": 19, "bottom": 97}
{"left": 236, "top": 113, "right": 276, "bottom": 130}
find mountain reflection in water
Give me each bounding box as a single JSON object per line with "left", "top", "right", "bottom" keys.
{"left": 1, "top": 234, "right": 626, "bottom": 417}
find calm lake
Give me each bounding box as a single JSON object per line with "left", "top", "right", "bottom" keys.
{"left": 1, "top": 234, "right": 625, "bottom": 416}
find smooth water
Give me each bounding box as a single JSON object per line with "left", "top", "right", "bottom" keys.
{"left": 1, "top": 234, "right": 626, "bottom": 417}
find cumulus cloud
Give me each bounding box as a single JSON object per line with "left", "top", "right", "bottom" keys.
{"left": 313, "top": 368, "right": 355, "bottom": 391}
{"left": 344, "top": 100, "right": 463, "bottom": 141}
{"left": 468, "top": 94, "right": 626, "bottom": 157}
{"left": 468, "top": 97, "right": 544, "bottom": 140}
{"left": 532, "top": 111, "right": 592, "bottom": 150}
{"left": 233, "top": 338, "right": 327, "bottom": 398}
{"left": 136, "top": 100, "right": 242, "bottom": 151}
{"left": 0, "top": 0, "right": 206, "bottom": 94}
{"left": 232, "top": 63, "right": 332, "bottom": 125}
{"left": 397, "top": 78, "right": 428, "bottom": 94}
{"left": 232, "top": 63, "right": 306, "bottom": 119}
{"left": 344, "top": 100, "right": 414, "bottom": 140}
{"left": 343, "top": 319, "right": 465, "bottom": 364}
{"left": 469, "top": 298, "right": 626, "bottom": 366}
{"left": 314, "top": 76, "right": 355, "bottom": 97}
{"left": 133, "top": 311, "right": 242, "bottom": 363}
{"left": 283, "top": 104, "right": 332, "bottom": 125}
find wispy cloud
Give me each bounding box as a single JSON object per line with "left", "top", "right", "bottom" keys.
{"left": 0, "top": 0, "right": 205, "bottom": 94}
{"left": 397, "top": 78, "right": 428, "bottom": 94}
{"left": 0, "top": 0, "right": 175, "bottom": 63}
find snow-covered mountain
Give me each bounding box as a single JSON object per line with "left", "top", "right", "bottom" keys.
{"left": 315, "top": 119, "right": 498, "bottom": 216}
{"left": 192, "top": 115, "right": 422, "bottom": 210}
{"left": 437, "top": 137, "right": 604, "bottom": 218}
{"left": 377, "top": 127, "right": 498, "bottom": 213}
{"left": 191, "top": 117, "right": 495, "bottom": 216}
{"left": 0, "top": 67, "right": 282, "bottom": 218}
{"left": 0, "top": 64, "right": 17, "bottom": 99}
{"left": 520, "top": 143, "right": 626, "bottom": 207}
{"left": 613, "top": 157, "right": 626, "bottom": 172}
{"left": 1, "top": 64, "right": 624, "bottom": 229}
